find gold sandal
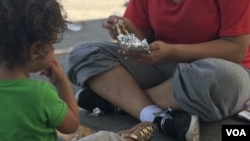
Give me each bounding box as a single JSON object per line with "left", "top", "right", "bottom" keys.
{"left": 118, "top": 122, "right": 156, "bottom": 141}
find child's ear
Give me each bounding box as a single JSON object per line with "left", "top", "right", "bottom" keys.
{"left": 30, "top": 42, "right": 42, "bottom": 60}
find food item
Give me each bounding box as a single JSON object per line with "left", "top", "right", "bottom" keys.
{"left": 115, "top": 20, "right": 150, "bottom": 53}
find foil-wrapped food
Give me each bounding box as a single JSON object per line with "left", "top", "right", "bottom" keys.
{"left": 115, "top": 20, "right": 150, "bottom": 53}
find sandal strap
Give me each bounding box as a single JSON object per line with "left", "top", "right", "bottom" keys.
{"left": 126, "top": 134, "right": 139, "bottom": 141}
{"left": 118, "top": 122, "right": 155, "bottom": 141}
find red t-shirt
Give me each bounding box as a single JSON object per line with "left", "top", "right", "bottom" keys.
{"left": 124, "top": 0, "right": 250, "bottom": 68}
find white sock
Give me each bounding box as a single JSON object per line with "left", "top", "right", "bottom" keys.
{"left": 139, "top": 105, "right": 166, "bottom": 122}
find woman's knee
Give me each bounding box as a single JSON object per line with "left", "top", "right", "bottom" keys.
{"left": 173, "top": 58, "right": 250, "bottom": 120}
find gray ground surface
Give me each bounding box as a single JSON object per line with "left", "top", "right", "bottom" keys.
{"left": 30, "top": 1, "right": 249, "bottom": 141}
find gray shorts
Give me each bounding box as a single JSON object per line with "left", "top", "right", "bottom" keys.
{"left": 66, "top": 41, "right": 250, "bottom": 121}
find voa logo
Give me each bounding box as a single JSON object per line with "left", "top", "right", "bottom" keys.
{"left": 226, "top": 129, "right": 247, "bottom": 136}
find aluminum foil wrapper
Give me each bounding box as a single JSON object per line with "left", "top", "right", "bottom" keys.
{"left": 117, "top": 33, "right": 150, "bottom": 53}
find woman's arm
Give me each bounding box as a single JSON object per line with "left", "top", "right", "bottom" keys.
{"left": 166, "top": 34, "right": 250, "bottom": 63}
{"left": 120, "top": 34, "right": 250, "bottom": 65}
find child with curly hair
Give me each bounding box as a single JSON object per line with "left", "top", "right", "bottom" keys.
{"left": 0, "top": 0, "right": 156, "bottom": 141}
{"left": 0, "top": 0, "right": 80, "bottom": 140}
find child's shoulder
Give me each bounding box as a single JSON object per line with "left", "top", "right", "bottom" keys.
{"left": 9, "top": 79, "right": 55, "bottom": 91}
{"left": 0, "top": 78, "right": 50, "bottom": 86}
{"left": 28, "top": 79, "right": 55, "bottom": 89}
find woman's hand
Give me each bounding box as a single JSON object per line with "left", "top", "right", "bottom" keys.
{"left": 118, "top": 41, "right": 171, "bottom": 65}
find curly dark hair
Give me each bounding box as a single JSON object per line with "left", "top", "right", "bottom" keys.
{"left": 0, "top": 0, "right": 67, "bottom": 69}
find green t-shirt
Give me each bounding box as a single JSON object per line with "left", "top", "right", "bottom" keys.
{"left": 0, "top": 79, "right": 67, "bottom": 141}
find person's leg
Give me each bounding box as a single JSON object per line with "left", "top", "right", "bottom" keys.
{"left": 140, "top": 58, "right": 250, "bottom": 141}
{"left": 84, "top": 49, "right": 199, "bottom": 141}
{"left": 66, "top": 41, "right": 199, "bottom": 140}
{"left": 66, "top": 41, "right": 177, "bottom": 120}
{"left": 144, "top": 58, "right": 250, "bottom": 121}
{"left": 144, "top": 78, "right": 181, "bottom": 110}
{"left": 66, "top": 41, "right": 176, "bottom": 90}
{"left": 144, "top": 78, "right": 199, "bottom": 141}
{"left": 87, "top": 65, "right": 154, "bottom": 119}
{"left": 172, "top": 58, "right": 250, "bottom": 121}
